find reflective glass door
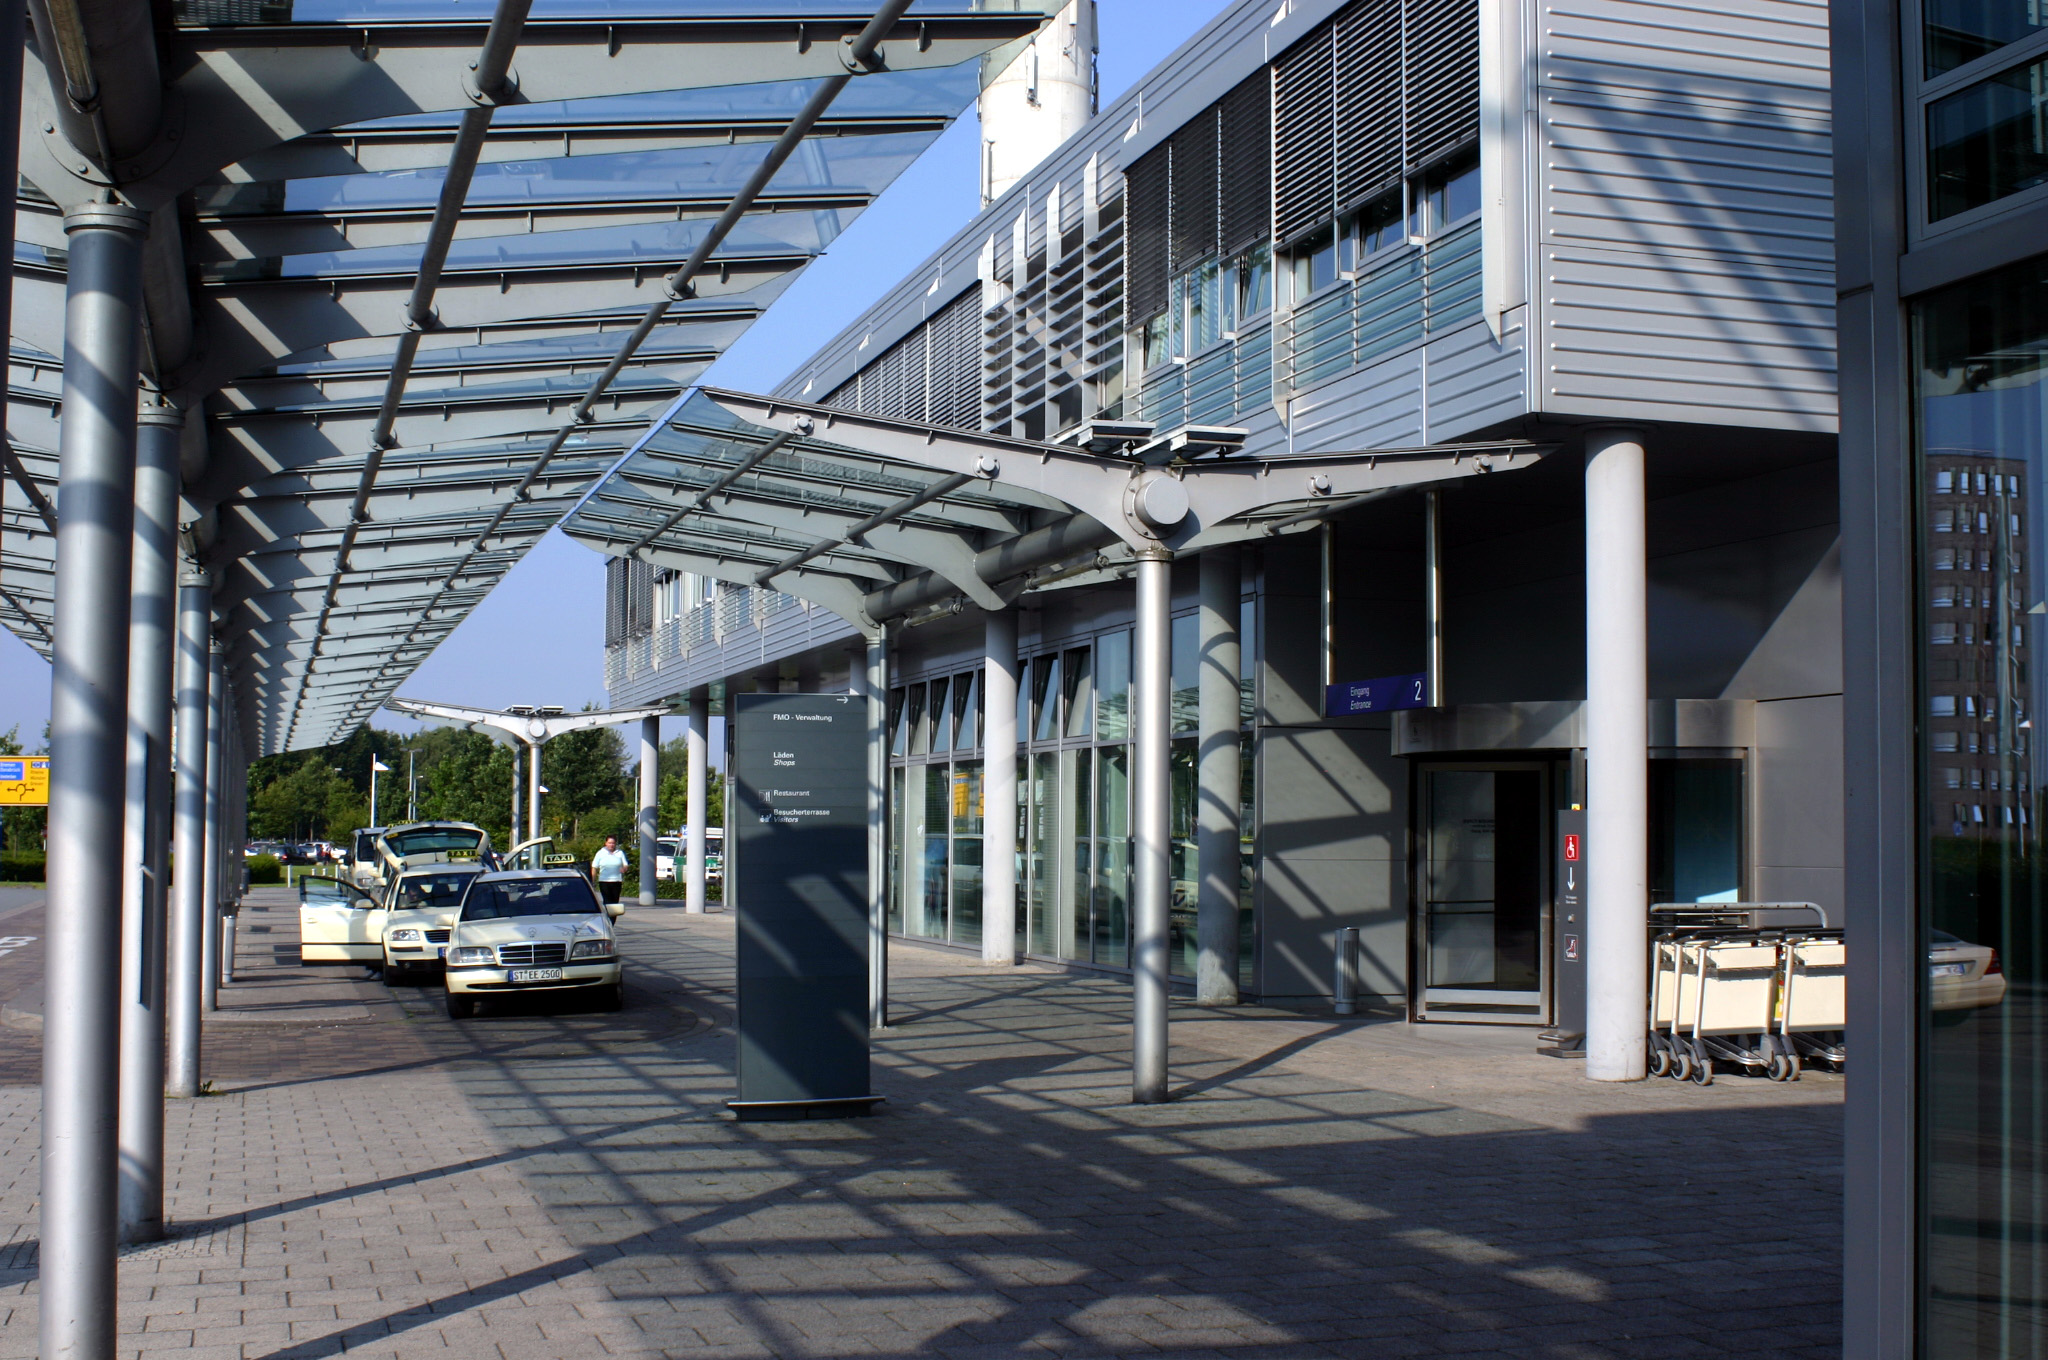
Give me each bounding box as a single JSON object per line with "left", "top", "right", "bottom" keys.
{"left": 1419, "top": 764, "right": 1547, "bottom": 1020}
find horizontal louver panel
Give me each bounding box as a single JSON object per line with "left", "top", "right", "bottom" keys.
{"left": 1405, "top": 0, "right": 1479, "bottom": 170}
{"left": 1335, "top": 0, "right": 1403, "bottom": 207}
{"left": 1125, "top": 145, "right": 1171, "bottom": 324}
{"left": 1169, "top": 107, "right": 1220, "bottom": 270}
{"left": 1274, "top": 26, "right": 1335, "bottom": 244}
{"left": 1219, "top": 73, "right": 1272, "bottom": 256}
{"left": 928, "top": 288, "right": 982, "bottom": 429}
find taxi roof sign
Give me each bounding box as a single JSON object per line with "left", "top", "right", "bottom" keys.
{"left": 0, "top": 758, "right": 49, "bottom": 807}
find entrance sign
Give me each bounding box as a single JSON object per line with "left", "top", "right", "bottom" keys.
{"left": 0, "top": 758, "right": 49, "bottom": 806}
{"left": 727, "top": 693, "right": 881, "bottom": 1120}
{"left": 1549, "top": 809, "right": 1588, "bottom": 1044}
{"left": 1325, "top": 673, "right": 1428, "bottom": 717}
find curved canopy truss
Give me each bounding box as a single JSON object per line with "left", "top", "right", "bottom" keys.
{"left": 0, "top": 0, "right": 1045, "bottom": 754}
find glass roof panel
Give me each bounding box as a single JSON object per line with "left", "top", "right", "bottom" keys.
{"left": 177, "top": 0, "right": 1000, "bottom": 25}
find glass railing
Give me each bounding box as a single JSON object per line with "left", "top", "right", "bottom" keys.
{"left": 1277, "top": 219, "right": 1483, "bottom": 397}
{"left": 608, "top": 586, "right": 815, "bottom": 687}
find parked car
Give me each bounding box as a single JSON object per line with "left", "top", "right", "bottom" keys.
{"left": 296, "top": 873, "right": 386, "bottom": 966}
{"left": 443, "top": 870, "right": 623, "bottom": 1019}
{"left": 655, "top": 827, "right": 724, "bottom": 882}
{"left": 1931, "top": 929, "right": 2007, "bottom": 1022}
{"left": 380, "top": 863, "right": 486, "bottom": 982}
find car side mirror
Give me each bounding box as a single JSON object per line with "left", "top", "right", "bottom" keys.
{"left": 604, "top": 902, "right": 625, "bottom": 920}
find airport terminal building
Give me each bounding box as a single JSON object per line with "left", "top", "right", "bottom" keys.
{"left": 581, "top": 0, "right": 1840, "bottom": 1021}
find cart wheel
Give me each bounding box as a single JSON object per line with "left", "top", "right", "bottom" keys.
{"left": 1671, "top": 1049, "right": 1693, "bottom": 1082}
{"left": 1650, "top": 1045, "right": 1672, "bottom": 1079}
{"left": 1766, "top": 1054, "right": 1790, "bottom": 1082}
{"left": 1690, "top": 1052, "right": 1715, "bottom": 1085}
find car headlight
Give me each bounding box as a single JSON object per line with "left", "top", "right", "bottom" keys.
{"left": 388, "top": 928, "right": 423, "bottom": 943}
{"left": 570, "top": 939, "right": 615, "bottom": 959}
{"left": 449, "top": 946, "right": 495, "bottom": 965}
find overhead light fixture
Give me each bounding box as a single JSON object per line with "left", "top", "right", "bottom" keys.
{"left": 1057, "top": 419, "right": 1155, "bottom": 456}
{"left": 1136, "top": 424, "right": 1250, "bottom": 462}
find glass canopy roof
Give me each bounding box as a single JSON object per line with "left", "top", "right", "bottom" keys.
{"left": 1, "top": 2, "right": 1043, "bottom": 754}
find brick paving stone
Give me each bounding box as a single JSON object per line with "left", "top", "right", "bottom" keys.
{"left": 0, "top": 894, "right": 1842, "bottom": 1359}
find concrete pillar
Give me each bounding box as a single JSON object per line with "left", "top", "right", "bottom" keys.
{"left": 1131, "top": 546, "right": 1173, "bottom": 1102}
{"left": 864, "top": 631, "right": 889, "bottom": 1029}
{"left": 167, "top": 568, "right": 210, "bottom": 1098}
{"left": 117, "top": 405, "right": 181, "bottom": 1244}
{"left": 1196, "top": 547, "right": 1241, "bottom": 1006}
{"left": 981, "top": 610, "right": 1019, "bottom": 966}
{"left": 638, "top": 714, "right": 660, "bottom": 908}
{"left": 1584, "top": 426, "right": 1649, "bottom": 1082}
{"left": 202, "top": 644, "right": 224, "bottom": 1009}
{"left": 41, "top": 200, "right": 149, "bottom": 1360}
{"left": 685, "top": 689, "right": 708, "bottom": 914}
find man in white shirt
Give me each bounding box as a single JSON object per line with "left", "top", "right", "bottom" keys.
{"left": 590, "top": 835, "right": 629, "bottom": 907}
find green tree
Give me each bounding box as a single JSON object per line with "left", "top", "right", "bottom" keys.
{"left": 417, "top": 731, "right": 514, "bottom": 845}
{"left": 542, "top": 718, "right": 627, "bottom": 840}
{"left": 655, "top": 734, "right": 724, "bottom": 835}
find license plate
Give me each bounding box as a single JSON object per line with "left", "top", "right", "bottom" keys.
{"left": 1931, "top": 962, "right": 1968, "bottom": 977}
{"left": 509, "top": 967, "right": 563, "bottom": 983}
{"left": 436, "top": 946, "right": 447, "bottom": 960}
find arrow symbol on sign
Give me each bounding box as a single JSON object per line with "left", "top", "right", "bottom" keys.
{"left": 1566, "top": 867, "right": 1576, "bottom": 891}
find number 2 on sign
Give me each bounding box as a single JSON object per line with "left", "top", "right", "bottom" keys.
{"left": 1412, "top": 679, "right": 1424, "bottom": 703}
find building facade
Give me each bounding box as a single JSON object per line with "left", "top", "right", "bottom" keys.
{"left": 1836, "top": 1, "right": 2048, "bottom": 1356}
{"left": 588, "top": 0, "right": 1841, "bottom": 1023}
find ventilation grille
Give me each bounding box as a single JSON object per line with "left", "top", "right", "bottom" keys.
{"left": 1274, "top": 27, "right": 1336, "bottom": 244}
{"left": 1220, "top": 73, "right": 1273, "bottom": 257}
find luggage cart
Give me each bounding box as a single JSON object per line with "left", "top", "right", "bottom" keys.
{"left": 1646, "top": 904, "right": 1834, "bottom": 1085}
{"left": 1777, "top": 936, "right": 1846, "bottom": 1074}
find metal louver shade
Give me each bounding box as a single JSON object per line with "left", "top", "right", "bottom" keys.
{"left": 1123, "top": 145, "right": 1171, "bottom": 324}
{"left": 1273, "top": 22, "right": 1336, "bottom": 245}
{"left": 1219, "top": 72, "right": 1272, "bottom": 257}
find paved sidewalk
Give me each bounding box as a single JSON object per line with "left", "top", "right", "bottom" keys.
{"left": 0, "top": 889, "right": 1842, "bottom": 1359}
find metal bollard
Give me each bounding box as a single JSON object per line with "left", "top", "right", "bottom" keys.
{"left": 1333, "top": 926, "right": 1359, "bottom": 1015}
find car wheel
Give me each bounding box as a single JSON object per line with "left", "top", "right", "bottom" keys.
{"left": 446, "top": 992, "right": 476, "bottom": 1020}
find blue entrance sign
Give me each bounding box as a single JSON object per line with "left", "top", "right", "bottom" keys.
{"left": 1325, "top": 673, "right": 1429, "bottom": 716}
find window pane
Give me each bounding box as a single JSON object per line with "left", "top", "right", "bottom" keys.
{"left": 1914, "top": 255, "right": 2048, "bottom": 1358}
{"left": 1028, "top": 751, "right": 1059, "bottom": 956}
{"left": 950, "top": 761, "right": 982, "bottom": 949}
{"left": 887, "top": 766, "right": 906, "bottom": 933}
{"left": 1070, "top": 746, "right": 1094, "bottom": 962}
{"left": 1928, "top": 55, "right": 2048, "bottom": 221}
{"left": 1097, "top": 631, "right": 1132, "bottom": 739}
{"left": 1170, "top": 739, "right": 1198, "bottom": 978}
{"left": 889, "top": 689, "right": 907, "bottom": 757}
{"left": 920, "top": 765, "right": 951, "bottom": 941}
{"left": 1033, "top": 653, "right": 1063, "bottom": 742}
{"left": 955, "top": 671, "right": 980, "bottom": 750}
{"left": 929, "top": 677, "right": 952, "bottom": 753}
{"left": 1064, "top": 647, "right": 1094, "bottom": 738}
{"left": 1094, "top": 745, "right": 1130, "bottom": 968}
{"left": 1171, "top": 613, "right": 1199, "bottom": 734}
{"left": 1927, "top": 0, "right": 2048, "bottom": 75}
{"left": 906, "top": 684, "right": 928, "bottom": 756}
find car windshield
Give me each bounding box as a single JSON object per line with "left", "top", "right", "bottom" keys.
{"left": 396, "top": 872, "right": 476, "bottom": 908}
{"left": 462, "top": 878, "right": 600, "bottom": 920}
{"left": 385, "top": 828, "right": 485, "bottom": 857}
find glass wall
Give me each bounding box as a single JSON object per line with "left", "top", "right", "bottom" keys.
{"left": 886, "top": 610, "right": 1256, "bottom": 984}
{"left": 1914, "top": 255, "right": 2048, "bottom": 1357}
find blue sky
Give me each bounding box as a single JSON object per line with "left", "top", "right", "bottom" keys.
{"left": 0, "top": 0, "right": 1230, "bottom": 752}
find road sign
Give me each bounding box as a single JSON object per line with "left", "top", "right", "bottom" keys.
{"left": 1324, "top": 673, "right": 1428, "bottom": 717}
{"left": 0, "top": 758, "right": 49, "bottom": 806}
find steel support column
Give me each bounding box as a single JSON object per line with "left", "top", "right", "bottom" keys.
{"left": 1424, "top": 490, "right": 1444, "bottom": 707}
{"left": 1196, "top": 547, "right": 1241, "bottom": 1006}
{"left": 1131, "top": 546, "right": 1173, "bottom": 1103}
{"left": 1584, "top": 427, "right": 1648, "bottom": 1082}
{"left": 202, "top": 644, "right": 224, "bottom": 1009}
{"left": 865, "top": 629, "right": 888, "bottom": 1029}
{"left": 40, "top": 200, "right": 149, "bottom": 1360}
{"left": 981, "top": 609, "right": 1019, "bottom": 966}
{"left": 639, "top": 714, "right": 660, "bottom": 908}
{"left": 686, "top": 688, "right": 708, "bottom": 914}
{"left": 528, "top": 739, "right": 543, "bottom": 841}
{"left": 117, "top": 406, "right": 182, "bottom": 1245}
{"left": 166, "top": 568, "right": 209, "bottom": 1098}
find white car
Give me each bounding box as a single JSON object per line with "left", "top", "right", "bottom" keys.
{"left": 380, "top": 863, "right": 485, "bottom": 983}
{"left": 297, "top": 873, "right": 386, "bottom": 966}
{"left": 1931, "top": 929, "right": 2007, "bottom": 1023}
{"left": 654, "top": 829, "right": 724, "bottom": 882}
{"left": 443, "top": 870, "right": 624, "bottom": 1019}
